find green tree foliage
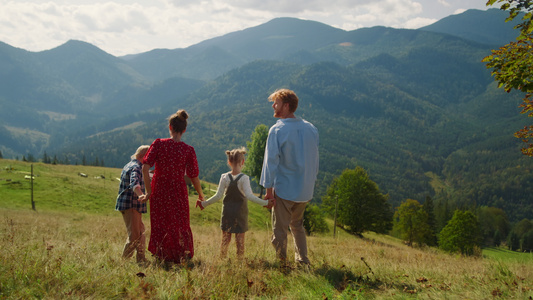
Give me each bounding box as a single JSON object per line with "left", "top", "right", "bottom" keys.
{"left": 393, "top": 199, "right": 431, "bottom": 247}
{"left": 438, "top": 210, "right": 482, "bottom": 256}
{"left": 508, "top": 231, "right": 521, "bottom": 251}
{"left": 303, "top": 204, "right": 329, "bottom": 236}
{"left": 26, "top": 153, "right": 35, "bottom": 162}
{"left": 42, "top": 151, "right": 51, "bottom": 164}
{"left": 484, "top": 0, "right": 533, "bottom": 155}
{"left": 476, "top": 206, "right": 510, "bottom": 247}
{"left": 0, "top": 150, "right": 3, "bottom": 159}
{"left": 509, "top": 218, "right": 533, "bottom": 251}
{"left": 243, "top": 124, "right": 269, "bottom": 197}
{"left": 423, "top": 196, "right": 438, "bottom": 246}
{"left": 322, "top": 167, "right": 392, "bottom": 237}
{"left": 522, "top": 229, "right": 533, "bottom": 251}
{"left": 435, "top": 198, "right": 454, "bottom": 233}
{"left": 513, "top": 218, "right": 533, "bottom": 237}
{"left": 436, "top": 143, "right": 533, "bottom": 222}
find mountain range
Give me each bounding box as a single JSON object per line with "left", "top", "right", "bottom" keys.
{"left": 1, "top": 8, "right": 531, "bottom": 222}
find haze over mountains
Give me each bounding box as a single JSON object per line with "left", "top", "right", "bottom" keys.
{"left": 1, "top": 9, "right": 531, "bottom": 221}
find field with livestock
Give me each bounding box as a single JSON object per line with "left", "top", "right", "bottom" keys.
{"left": 1, "top": 159, "right": 532, "bottom": 299}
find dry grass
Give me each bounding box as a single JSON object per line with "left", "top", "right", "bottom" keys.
{"left": 1, "top": 206, "right": 532, "bottom": 299}
{"left": 1, "top": 160, "right": 532, "bottom": 299}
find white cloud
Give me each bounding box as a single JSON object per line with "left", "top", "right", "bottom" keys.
{"left": 0, "top": 1, "right": 180, "bottom": 54}
{"left": 403, "top": 17, "right": 438, "bottom": 29}
{"left": 320, "top": 0, "right": 423, "bottom": 30}
{"left": 0, "top": 0, "right": 489, "bottom": 56}
{"left": 453, "top": 8, "right": 468, "bottom": 15}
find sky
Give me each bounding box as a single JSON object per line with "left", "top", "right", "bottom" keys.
{"left": 0, "top": 0, "right": 492, "bottom": 57}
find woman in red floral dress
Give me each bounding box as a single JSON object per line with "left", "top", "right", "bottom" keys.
{"left": 141, "top": 109, "right": 204, "bottom": 264}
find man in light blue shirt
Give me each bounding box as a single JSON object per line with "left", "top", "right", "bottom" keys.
{"left": 260, "top": 88, "right": 319, "bottom": 265}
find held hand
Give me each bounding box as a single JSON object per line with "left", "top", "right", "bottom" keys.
{"left": 138, "top": 194, "right": 148, "bottom": 203}
{"left": 264, "top": 198, "right": 276, "bottom": 209}
{"left": 264, "top": 199, "right": 272, "bottom": 209}
{"left": 142, "top": 192, "right": 151, "bottom": 203}
{"left": 264, "top": 191, "right": 274, "bottom": 201}
{"left": 196, "top": 199, "right": 205, "bottom": 210}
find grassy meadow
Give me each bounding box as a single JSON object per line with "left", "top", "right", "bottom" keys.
{"left": 1, "top": 159, "right": 532, "bottom": 299}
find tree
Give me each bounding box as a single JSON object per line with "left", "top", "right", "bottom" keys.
{"left": 423, "top": 196, "right": 438, "bottom": 246}
{"left": 393, "top": 199, "right": 431, "bottom": 247}
{"left": 477, "top": 206, "right": 510, "bottom": 246}
{"left": 513, "top": 218, "right": 533, "bottom": 237}
{"left": 438, "top": 210, "right": 482, "bottom": 256}
{"left": 42, "top": 151, "right": 50, "bottom": 164}
{"left": 494, "top": 229, "right": 504, "bottom": 246}
{"left": 0, "top": 150, "right": 3, "bottom": 159}
{"left": 508, "top": 231, "right": 520, "bottom": 251}
{"left": 520, "top": 229, "right": 533, "bottom": 252}
{"left": 522, "top": 229, "right": 533, "bottom": 251}
{"left": 322, "top": 167, "right": 392, "bottom": 237}
{"left": 435, "top": 197, "right": 454, "bottom": 233}
{"left": 510, "top": 218, "right": 533, "bottom": 251}
{"left": 483, "top": 0, "right": 533, "bottom": 155}
{"left": 243, "top": 124, "right": 269, "bottom": 197}
{"left": 303, "top": 204, "right": 329, "bottom": 235}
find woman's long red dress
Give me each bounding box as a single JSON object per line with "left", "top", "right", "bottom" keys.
{"left": 143, "top": 138, "right": 199, "bottom": 262}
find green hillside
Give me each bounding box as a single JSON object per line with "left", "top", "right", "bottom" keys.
{"left": 0, "top": 159, "right": 124, "bottom": 214}
{"left": 0, "top": 159, "right": 270, "bottom": 229}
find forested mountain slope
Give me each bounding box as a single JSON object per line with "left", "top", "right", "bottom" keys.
{"left": 1, "top": 9, "right": 531, "bottom": 222}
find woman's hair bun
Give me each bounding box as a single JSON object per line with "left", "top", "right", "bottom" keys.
{"left": 168, "top": 109, "right": 188, "bottom": 133}
{"left": 177, "top": 109, "right": 188, "bottom": 121}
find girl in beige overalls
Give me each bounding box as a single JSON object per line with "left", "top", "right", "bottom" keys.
{"left": 196, "top": 147, "right": 274, "bottom": 258}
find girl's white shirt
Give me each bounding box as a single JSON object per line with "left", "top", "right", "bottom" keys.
{"left": 203, "top": 172, "right": 268, "bottom": 207}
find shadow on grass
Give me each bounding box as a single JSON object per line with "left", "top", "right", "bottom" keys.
{"left": 242, "top": 257, "right": 388, "bottom": 293}
{"left": 313, "top": 258, "right": 418, "bottom": 295}
{"left": 313, "top": 262, "right": 382, "bottom": 292}
{"left": 149, "top": 257, "right": 422, "bottom": 296}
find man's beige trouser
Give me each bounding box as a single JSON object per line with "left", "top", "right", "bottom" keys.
{"left": 271, "top": 195, "right": 310, "bottom": 264}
